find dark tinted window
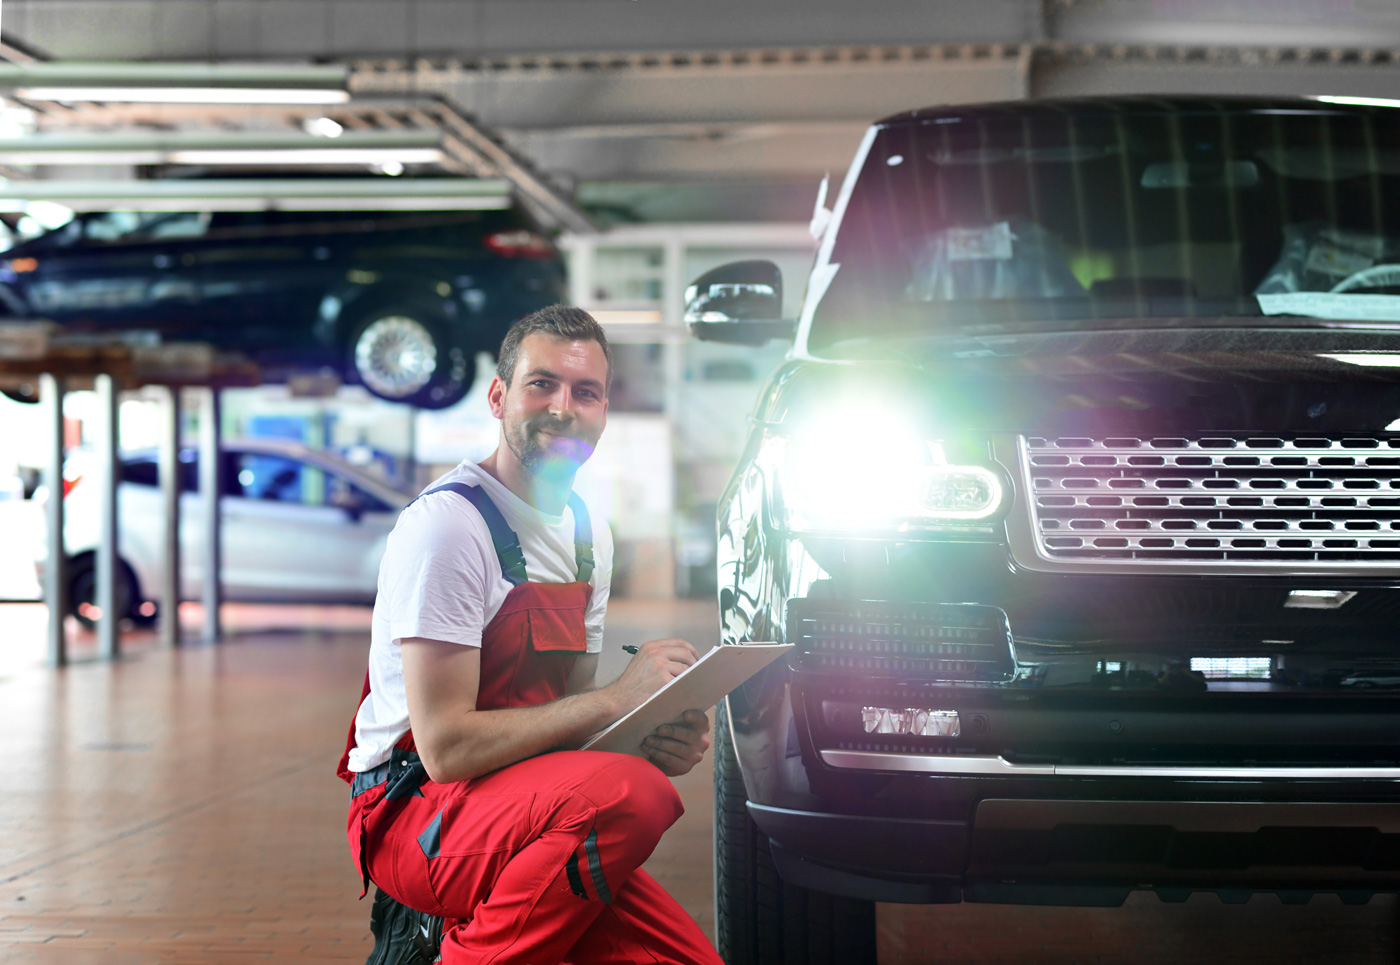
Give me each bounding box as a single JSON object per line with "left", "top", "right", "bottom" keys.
{"left": 119, "top": 458, "right": 158, "bottom": 487}
{"left": 812, "top": 104, "right": 1400, "bottom": 349}
{"left": 83, "top": 211, "right": 211, "bottom": 244}
{"left": 229, "top": 452, "right": 391, "bottom": 513}
{"left": 119, "top": 453, "right": 198, "bottom": 492}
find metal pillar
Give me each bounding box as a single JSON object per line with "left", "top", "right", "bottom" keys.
{"left": 41, "top": 373, "right": 67, "bottom": 668}
{"left": 158, "top": 386, "right": 182, "bottom": 649}
{"left": 198, "top": 386, "right": 222, "bottom": 643}
{"left": 94, "top": 372, "right": 121, "bottom": 660}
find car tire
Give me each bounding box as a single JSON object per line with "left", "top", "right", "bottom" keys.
{"left": 713, "top": 699, "right": 878, "bottom": 965}
{"left": 67, "top": 554, "right": 143, "bottom": 630}
{"left": 347, "top": 305, "right": 473, "bottom": 410}
{"left": 1, "top": 379, "right": 39, "bottom": 404}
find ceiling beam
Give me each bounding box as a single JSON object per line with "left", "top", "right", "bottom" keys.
{"left": 324, "top": 96, "right": 595, "bottom": 233}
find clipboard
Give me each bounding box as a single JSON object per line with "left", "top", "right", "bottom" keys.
{"left": 580, "top": 642, "right": 793, "bottom": 755}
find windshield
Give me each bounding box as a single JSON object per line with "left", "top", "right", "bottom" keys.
{"left": 810, "top": 103, "right": 1400, "bottom": 351}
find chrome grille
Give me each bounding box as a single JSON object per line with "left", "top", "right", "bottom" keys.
{"left": 1022, "top": 435, "right": 1400, "bottom": 563}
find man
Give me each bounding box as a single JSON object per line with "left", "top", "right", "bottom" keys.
{"left": 336, "top": 306, "right": 724, "bottom": 964}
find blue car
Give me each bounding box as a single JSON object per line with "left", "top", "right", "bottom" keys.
{"left": 0, "top": 205, "right": 566, "bottom": 408}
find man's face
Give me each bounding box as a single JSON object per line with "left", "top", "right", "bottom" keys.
{"left": 489, "top": 333, "right": 609, "bottom": 478}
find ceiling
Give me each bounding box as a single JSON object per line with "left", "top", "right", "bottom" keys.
{"left": 3, "top": 0, "right": 1400, "bottom": 227}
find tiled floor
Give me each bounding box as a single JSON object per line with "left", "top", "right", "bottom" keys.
{"left": 3, "top": 600, "right": 1399, "bottom": 963}
{"left": 0, "top": 599, "right": 720, "bottom": 963}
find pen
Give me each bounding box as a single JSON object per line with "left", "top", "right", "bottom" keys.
{"left": 621, "top": 645, "right": 639, "bottom": 654}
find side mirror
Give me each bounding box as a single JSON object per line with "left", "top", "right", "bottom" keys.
{"left": 684, "top": 260, "right": 795, "bottom": 346}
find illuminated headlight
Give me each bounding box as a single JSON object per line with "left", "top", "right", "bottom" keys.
{"left": 763, "top": 408, "right": 1004, "bottom": 534}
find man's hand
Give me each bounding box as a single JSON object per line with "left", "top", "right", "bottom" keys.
{"left": 603, "top": 637, "right": 698, "bottom": 713}
{"left": 642, "top": 709, "right": 711, "bottom": 776}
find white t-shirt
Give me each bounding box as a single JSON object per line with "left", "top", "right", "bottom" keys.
{"left": 346, "top": 461, "right": 613, "bottom": 773}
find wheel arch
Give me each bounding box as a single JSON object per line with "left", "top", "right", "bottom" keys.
{"left": 323, "top": 278, "right": 465, "bottom": 350}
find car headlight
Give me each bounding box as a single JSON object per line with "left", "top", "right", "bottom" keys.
{"left": 761, "top": 407, "right": 1005, "bottom": 535}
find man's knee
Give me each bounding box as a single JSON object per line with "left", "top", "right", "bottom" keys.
{"left": 594, "top": 754, "right": 683, "bottom": 840}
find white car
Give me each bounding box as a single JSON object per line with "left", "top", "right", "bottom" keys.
{"left": 48, "top": 437, "right": 410, "bottom": 625}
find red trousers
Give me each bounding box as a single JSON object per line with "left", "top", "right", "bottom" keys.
{"left": 353, "top": 748, "right": 723, "bottom": 965}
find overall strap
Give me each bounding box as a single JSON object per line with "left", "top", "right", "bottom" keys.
{"left": 567, "top": 492, "right": 595, "bottom": 583}
{"left": 418, "top": 483, "right": 528, "bottom": 586}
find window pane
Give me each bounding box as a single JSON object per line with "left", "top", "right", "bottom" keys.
{"left": 234, "top": 454, "right": 324, "bottom": 506}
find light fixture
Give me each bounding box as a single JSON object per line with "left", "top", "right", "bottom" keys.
{"left": 165, "top": 148, "right": 443, "bottom": 166}
{"left": 0, "top": 62, "right": 350, "bottom": 105}
{"left": 0, "top": 177, "right": 513, "bottom": 212}
{"left": 14, "top": 86, "right": 349, "bottom": 104}
{"left": 301, "top": 117, "right": 345, "bottom": 138}
{"left": 0, "top": 131, "right": 444, "bottom": 167}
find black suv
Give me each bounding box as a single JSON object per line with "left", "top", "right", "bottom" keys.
{"left": 0, "top": 205, "right": 566, "bottom": 408}
{"left": 689, "top": 97, "right": 1400, "bottom": 962}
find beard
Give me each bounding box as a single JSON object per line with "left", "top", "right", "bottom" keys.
{"left": 503, "top": 413, "right": 598, "bottom": 478}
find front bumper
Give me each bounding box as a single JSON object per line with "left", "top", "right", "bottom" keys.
{"left": 750, "top": 787, "right": 1400, "bottom": 906}
{"left": 725, "top": 585, "right": 1400, "bottom": 904}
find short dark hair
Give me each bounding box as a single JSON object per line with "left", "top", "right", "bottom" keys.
{"left": 496, "top": 304, "right": 612, "bottom": 391}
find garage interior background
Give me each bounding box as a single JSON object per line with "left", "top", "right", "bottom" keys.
{"left": 3, "top": 0, "right": 1400, "bottom": 610}
{"left": 1, "top": 2, "right": 1400, "bottom": 963}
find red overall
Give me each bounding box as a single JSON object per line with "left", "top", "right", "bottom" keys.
{"left": 336, "top": 484, "right": 722, "bottom": 965}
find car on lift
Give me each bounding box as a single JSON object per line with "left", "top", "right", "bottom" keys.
{"left": 689, "top": 96, "right": 1400, "bottom": 963}
{"left": 0, "top": 205, "right": 566, "bottom": 409}
{"left": 46, "top": 437, "right": 408, "bottom": 626}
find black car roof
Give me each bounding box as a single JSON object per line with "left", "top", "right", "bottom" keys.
{"left": 874, "top": 95, "right": 1395, "bottom": 128}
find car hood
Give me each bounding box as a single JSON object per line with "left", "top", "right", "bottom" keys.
{"left": 765, "top": 324, "right": 1400, "bottom": 438}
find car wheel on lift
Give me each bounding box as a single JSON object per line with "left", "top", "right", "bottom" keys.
{"left": 713, "top": 699, "right": 877, "bottom": 965}
{"left": 1, "top": 378, "right": 40, "bottom": 404}
{"left": 67, "top": 555, "right": 146, "bottom": 630}
{"left": 347, "top": 307, "right": 473, "bottom": 410}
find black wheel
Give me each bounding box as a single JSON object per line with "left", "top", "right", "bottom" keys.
{"left": 713, "top": 699, "right": 877, "bottom": 965}
{"left": 1, "top": 378, "right": 39, "bottom": 404}
{"left": 347, "top": 304, "right": 473, "bottom": 410}
{"left": 68, "top": 555, "right": 143, "bottom": 630}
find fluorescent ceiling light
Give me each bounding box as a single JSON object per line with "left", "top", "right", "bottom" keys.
{"left": 1318, "top": 353, "right": 1400, "bottom": 367}
{"left": 0, "top": 177, "right": 512, "bottom": 211}
{"left": 164, "top": 148, "right": 444, "bottom": 165}
{"left": 302, "top": 117, "right": 344, "bottom": 138}
{"left": 0, "top": 150, "right": 445, "bottom": 166}
{"left": 14, "top": 86, "right": 350, "bottom": 104}
{"left": 0, "top": 131, "right": 441, "bottom": 165}
{"left": 0, "top": 62, "right": 350, "bottom": 106}
{"left": 1311, "top": 95, "right": 1400, "bottom": 109}
{"left": 0, "top": 196, "right": 512, "bottom": 212}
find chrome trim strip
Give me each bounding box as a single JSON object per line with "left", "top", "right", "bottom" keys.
{"left": 820, "top": 749, "right": 1400, "bottom": 779}
{"left": 821, "top": 750, "right": 1054, "bottom": 775}
{"left": 993, "top": 435, "right": 1400, "bottom": 575}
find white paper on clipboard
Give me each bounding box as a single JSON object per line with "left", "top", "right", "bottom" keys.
{"left": 580, "top": 642, "right": 793, "bottom": 755}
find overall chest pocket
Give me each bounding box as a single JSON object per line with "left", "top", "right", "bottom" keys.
{"left": 526, "top": 602, "right": 589, "bottom": 654}
{"left": 511, "top": 603, "right": 588, "bottom": 706}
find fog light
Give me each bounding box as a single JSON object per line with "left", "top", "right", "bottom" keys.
{"left": 861, "top": 707, "right": 961, "bottom": 737}
{"left": 1284, "top": 590, "right": 1357, "bottom": 609}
